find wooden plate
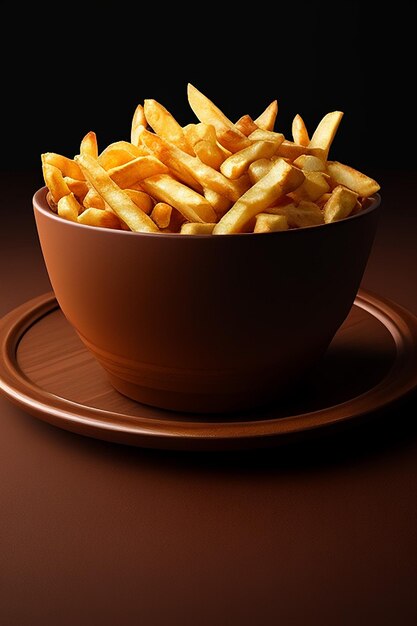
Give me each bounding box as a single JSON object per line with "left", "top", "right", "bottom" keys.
{"left": 1, "top": 290, "right": 417, "bottom": 450}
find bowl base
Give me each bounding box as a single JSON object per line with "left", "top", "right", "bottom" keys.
{"left": 107, "top": 373, "right": 284, "bottom": 414}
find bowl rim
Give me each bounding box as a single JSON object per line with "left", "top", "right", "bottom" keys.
{"left": 33, "top": 186, "right": 381, "bottom": 239}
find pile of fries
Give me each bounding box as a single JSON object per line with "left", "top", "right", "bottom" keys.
{"left": 41, "top": 84, "right": 380, "bottom": 235}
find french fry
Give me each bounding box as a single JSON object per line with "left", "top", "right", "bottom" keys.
{"left": 323, "top": 185, "right": 359, "bottom": 223}
{"left": 267, "top": 200, "right": 325, "bottom": 227}
{"left": 183, "top": 123, "right": 231, "bottom": 161}
{"left": 183, "top": 122, "right": 217, "bottom": 146}
{"left": 194, "top": 140, "right": 225, "bottom": 170}
{"left": 254, "top": 213, "right": 288, "bottom": 233}
{"left": 99, "top": 148, "right": 136, "bottom": 170}
{"left": 57, "top": 192, "right": 82, "bottom": 222}
{"left": 293, "top": 154, "right": 326, "bottom": 172}
{"left": 187, "top": 83, "right": 251, "bottom": 152}
{"left": 99, "top": 141, "right": 146, "bottom": 168}
{"left": 83, "top": 187, "right": 106, "bottom": 209}
{"left": 108, "top": 155, "right": 169, "bottom": 188}
{"left": 43, "top": 152, "right": 83, "bottom": 180}
{"left": 221, "top": 140, "right": 281, "bottom": 180}
{"left": 248, "top": 129, "right": 285, "bottom": 146}
{"left": 144, "top": 99, "right": 194, "bottom": 155}
{"left": 138, "top": 129, "right": 203, "bottom": 192}
{"left": 290, "top": 171, "right": 330, "bottom": 202}
{"left": 248, "top": 159, "right": 274, "bottom": 184}
{"left": 203, "top": 188, "right": 232, "bottom": 216}
{"left": 124, "top": 189, "right": 154, "bottom": 214}
{"left": 131, "top": 104, "right": 147, "bottom": 146}
{"left": 316, "top": 192, "right": 332, "bottom": 208}
{"left": 274, "top": 140, "right": 323, "bottom": 161}
{"left": 180, "top": 222, "right": 216, "bottom": 235}
{"left": 42, "top": 159, "right": 71, "bottom": 203}
{"left": 63, "top": 177, "right": 89, "bottom": 201}
{"left": 141, "top": 174, "right": 217, "bottom": 223}
{"left": 75, "top": 154, "right": 159, "bottom": 233}
{"left": 254, "top": 100, "right": 278, "bottom": 131}
{"left": 292, "top": 114, "right": 309, "bottom": 147}
{"left": 80, "top": 131, "right": 98, "bottom": 158}
{"left": 140, "top": 129, "right": 248, "bottom": 201}
{"left": 151, "top": 202, "right": 173, "bottom": 229}
{"left": 213, "top": 159, "right": 305, "bottom": 234}
{"left": 308, "top": 111, "right": 343, "bottom": 159}
{"left": 327, "top": 161, "right": 380, "bottom": 197}
{"left": 78, "top": 207, "right": 121, "bottom": 229}
{"left": 235, "top": 114, "right": 259, "bottom": 136}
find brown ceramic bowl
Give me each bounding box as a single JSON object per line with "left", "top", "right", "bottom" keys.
{"left": 33, "top": 188, "right": 381, "bottom": 413}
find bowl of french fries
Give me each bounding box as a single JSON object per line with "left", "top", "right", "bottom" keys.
{"left": 33, "top": 85, "right": 380, "bottom": 412}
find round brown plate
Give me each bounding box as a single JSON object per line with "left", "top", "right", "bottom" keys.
{"left": 1, "top": 290, "right": 417, "bottom": 450}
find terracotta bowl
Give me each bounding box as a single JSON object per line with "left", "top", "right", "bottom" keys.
{"left": 33, "top": 188, "right": 381, "bottom": 413}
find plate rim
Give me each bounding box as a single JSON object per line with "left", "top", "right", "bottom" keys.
{"left": 1, "top": 289, "right": 417, "bottom": 449}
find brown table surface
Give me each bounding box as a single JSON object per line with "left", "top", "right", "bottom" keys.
{"left": 1, "top": 171, "right": 416, "bottom": 626}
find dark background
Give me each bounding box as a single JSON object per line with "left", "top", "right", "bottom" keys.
{"left": 1, "top": 2, "right": 415, "bottom": 183}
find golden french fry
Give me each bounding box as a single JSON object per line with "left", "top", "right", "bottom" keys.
{"left": 248, "top": 129, "right": 285, "bottom": 146}
{"left": 75, "top": 154, "right": 159, "bottom": 233}
{"left": 99, "top": 141, "right": 147, "bottom": 168}
{"left": 131, "top": 104, "right": 147, "bottom": 146}
{"left": 187, "top": 83, "right": 251, "bottom": 152}
{"left": 124, "top": 189, "right": 154, "bottom": 214}
{"left": 144, "top": 99, "right": 194, "bottom": 155}
{"left": 323, "top": 185, "right": 359, "bottom": 223}
{"left": 254, "top": 100, "right": 278, "bottom": 131}
{"left": 184, "top": 123, "right": 230, "bottom": 161}
{"left": 141, "top": 174, "right": 217, "bottom": 223}
{"left": 308, "top": 111, "right": 343, "bottom": 159}
{"left": 316, "top": 192, "right": 332, "bottom": 208}
{"left": 83, "top": 187, "right": 106, "bottom": 209}
{"left": 267, "top": 200, "right": 325, "bottom": 227}
{"left": 221, "top": 140, "right": 281, "bottom": 180}
{"left": 80, "top": 131, "right": 98, "bottom": 158}
{"left": 327, "top": 161, "right": 380, "bottom": 197}
{"left": 151, "top": 202, "right": 173, "bottom": 229}
{"left": 203, "top": 188, "right": 232, "bottom": 216}
{"left": 273, "top": 141, "right": 307, "bottom": 160}
{"left": 63, "top": 177, "right": 89, "bottom": 201}
{"left": 235, "top": 114, "right": 259, "bottom": 136}
{"left": 194, "top": 140, "right": 225, "bottom": 170}
{"left": 57, "top": 192, "right": 82, "bottom": 222}
{"left": 78, "top": 207, "right": 121, "bottom": 229}
{"left": 213, "top": 159, "right": 305, "bottom": 234}
{"left": 180, "top": 222, "right": 216, "bottom": 235}
{"left": 108, "top": 155, "right": 169, "bottom": 188}
{"left": 42, "top": 159, "right": 71, "bottom": 203}
{"left": 248, "top": 159, "right": 274, "bottom": 184}
{"left": 290, "top": 171, "right": 330, "bottom": 202}
{"left": 43, "top": 152, "right": 83, "bottom": 180}
{"left": 139, "top": 129, "right": 203, "bottom": 192}
{"left": 183, "top": 122, "right": 217, "bottom": 146}
{"left": 293, "top": 155, "right": 326, "bottom": 172}
{"left": 291, "top": 114, "right": 309, "bottom": 147}
{"left": 140, "top": 129, "right": 248, "bottom": 201}
{"left": 99, "top": 149, "right": 136, "bottom": 170}
{"left": 254, "top": 213, "right": 288, "bottom": 233}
